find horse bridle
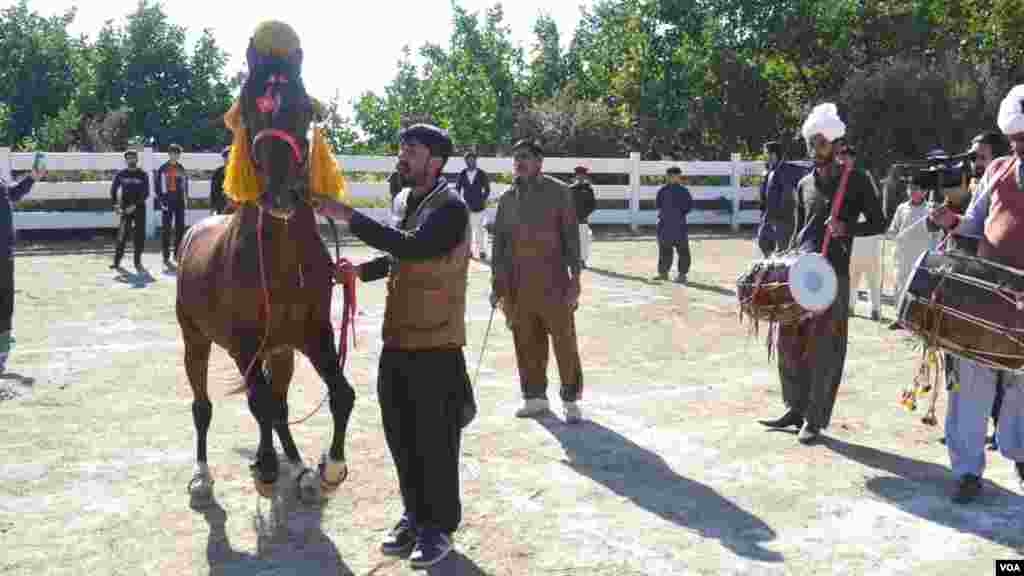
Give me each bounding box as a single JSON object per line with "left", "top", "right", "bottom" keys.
{"left": 248, "top": 72, "right": 309, "bottom": 174}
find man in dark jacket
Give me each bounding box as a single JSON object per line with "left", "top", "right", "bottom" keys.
{"left": 209, "top": 147, "right": 231, "bottom": 215}
{"left": 757, "top": 141, "right": 808, "bottom": 257}
{"left": 570, "top": 166, "right": 597, "bottom": 268}
{"left": 314, "top": 124, "right": 472, "bottom": 568}
{"left": 110, "top": 150, "right": 150, "bottom": 271}
{"left": 154, "top": 143, "right": 189, "bottom": 266}
{"left": 455, "top": 152, "right": 491, "bottom": 259}
{"left": 655, "top": 166, "right": 693, "bottom": 283}
{"left": 0, "top": 164, "right": 43, "bottom": 372}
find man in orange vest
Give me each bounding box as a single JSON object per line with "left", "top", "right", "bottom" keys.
{"left": 154, "top": 143, "right": 189, "bottom": 267}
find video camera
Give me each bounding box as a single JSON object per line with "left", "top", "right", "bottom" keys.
{"left": 915, "top": 149, "right": 976, "bottom": 196}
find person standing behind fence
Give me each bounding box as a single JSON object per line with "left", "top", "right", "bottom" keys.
{"left": 110, "top": 150, "right": 149, "bottom": 271}
{"left": 455, "top": 151, "right": 491, "bottom": 259}
{"left": 209, "top": 147, "right": 232, "bottom": 215}
{"left": 654, "top": 166, "right": 693, "bottom": 283}
{"left": 154, "top": 143, "right": 189, "bottom": 267}
{"left": 570, "top": 166, "right": 597, "bottom": 269}
{"left": 757, "top": 141, "right": 804, "bottom": 257}
{"left": 0, "top": 164, "right": 43, "bottom": 372}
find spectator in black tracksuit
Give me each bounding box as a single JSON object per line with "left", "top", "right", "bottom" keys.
{"left": 110, "top": 150, "right": 150, "bottom": 271}
{"left": 154, "top": 143, "right": 189, "bottom": 266}
{"left": 455, "top": 152, "right": 491, "bottom": 259}
{"left": 209, "top": 147, "right": 230, "bottom": 215}
{"left": 0, "top": 165, "right": 42, "bottom": 372}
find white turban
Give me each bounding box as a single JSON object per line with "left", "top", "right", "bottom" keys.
{"left": 801, "top": 103, "right": 846, "bottom": 143}
{"left": 998, "top": 84, "right": 1024, "bottom": 136}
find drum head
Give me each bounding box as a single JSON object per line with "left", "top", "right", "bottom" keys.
{"left": 790, "top": 253, "right": 838, "bottom": 313}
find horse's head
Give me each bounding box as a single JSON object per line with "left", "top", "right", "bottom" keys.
{"left": 240, "top": 28, "right": 314, "bottom": 220}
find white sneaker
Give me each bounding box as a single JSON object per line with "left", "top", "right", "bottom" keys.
{"left": 515, "top": 398, "right": 550, "bottom": 418}
{"left": 564, "top": 402, "right": 582, "bottom": 424}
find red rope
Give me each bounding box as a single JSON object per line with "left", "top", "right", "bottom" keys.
{"left": 334, "top": 257, "right": 358, "bottom": 370}
{"left": 230, "top": 209, "right": 273, "bottom": 396}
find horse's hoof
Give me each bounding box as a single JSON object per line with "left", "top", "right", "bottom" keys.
{"left": 318, "top": 455, "right": 347, "bottom": 496}
{"left": 249, "top": 462, "right": 278, "bottom": 499}
{"left": 295, "top": 467, "right": 323, "bottom": 504}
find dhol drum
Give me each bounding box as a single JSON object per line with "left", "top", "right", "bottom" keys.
{"left": 737, "top": 249, "right": 839, "bottom": 324}
{"left": 897, "top": 249, "right": 1024, "bottom": 372}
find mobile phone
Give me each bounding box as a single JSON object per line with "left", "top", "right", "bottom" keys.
{"left": 32, "top": 151, "right": 46, "bottom": 172}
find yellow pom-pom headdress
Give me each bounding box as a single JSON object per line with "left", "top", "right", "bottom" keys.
{"left": 222, "top": 20, "right": 347, "bottom": 206}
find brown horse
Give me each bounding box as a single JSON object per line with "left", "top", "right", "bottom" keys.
{"left": 176, "top": 41, "right": 353, "bottom": 506}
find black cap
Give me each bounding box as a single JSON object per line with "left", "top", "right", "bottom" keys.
{"left": 511, "top": 138, "right": 544, "bottom": 157}
{"left": 464, "top": 151, "right": 477, "bottom": 159}
{"left": 574, "top": 165, "right": 589, "bottom": 174}
{"left": 399, "top": 123, "right": 453, "bottom": 157}
{"left": 666, "top": 166, "right": 682, "bottom": 175}
{"left": 124, "top": 150, "right": 138, "bottom": 159}
{"left": 168, "top": 143, "right": 183, "bottom": 153}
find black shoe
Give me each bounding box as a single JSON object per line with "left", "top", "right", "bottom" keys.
{"left": 409, "top": 528, "right": 453, "bottom": 569}
{"left": 952, "top": 474, "right": 982, "bottom": 504}
{"left": 759, "top": 410, "right": 804, "bottom": 429}
{"left": 381, "top": 515, "right": 416, "bottom": 556}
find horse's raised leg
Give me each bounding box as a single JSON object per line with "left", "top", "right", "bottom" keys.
{"left": 265, "top": 351, "right": 320, "bottom": 502}
{"left": 238, "top": 349, "right": 279, "bottom": 498}
{"left": 304, "top": 323, "right": 355, "bottom": 497}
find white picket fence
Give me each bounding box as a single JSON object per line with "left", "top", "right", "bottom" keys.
{"left": 5, "top": 148, "right": 767, "bottom": 238}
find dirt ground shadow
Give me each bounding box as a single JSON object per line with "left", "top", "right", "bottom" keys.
{"left": 198, "top": 460, "right": 354, "bottom": 575}
{"left": 825, "top": 437, "right": 1024, "bottom": 552}
{"left": 538, "top": 417, "right": 784, "bottom": 563}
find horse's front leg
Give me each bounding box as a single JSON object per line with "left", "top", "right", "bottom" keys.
{"left": 238, "top": 349, "right": 279, "bottom": 498}
{"left": 304, "top": 322, "right": 354, "bottom": 498}
{"left": 266, "top": 351, "right": 319, "bottom": 503}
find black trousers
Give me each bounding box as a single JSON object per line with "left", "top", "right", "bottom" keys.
{"left": 114, "top": 207, "right": 146, "bottom": 267}
{"left": 377, "top": 347, "right": 470, "bottom": 534}
{"left": 658, "top": 237, "right": 691, "bottom": 277}
{"left": 161, "top": 203, "right": 186, "bottom": 261}
{"left": 0, "top": 255, "right": 12, "bottom": 334}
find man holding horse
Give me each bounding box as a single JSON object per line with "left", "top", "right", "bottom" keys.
{"left": 315, "top": 123, "right": 472, "bottom": 568}
{"left": 929, "top": 85, "right": 1024, "bottom": 503}
{"left": 758, "top": 103, "right": 886, "bottom": 444}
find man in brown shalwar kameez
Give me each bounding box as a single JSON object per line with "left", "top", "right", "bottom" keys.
{"left": 490, "top": 138, "right": 585, "bottom": 424}
{"left": 758, "top": 103, "right": 886, "bottom": 444}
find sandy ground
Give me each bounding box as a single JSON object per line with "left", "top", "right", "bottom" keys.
{"left": 1, "top": 229, "right": 1022, "bottom": 576}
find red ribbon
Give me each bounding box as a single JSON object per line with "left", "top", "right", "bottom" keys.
{"left": 821, "top": 160, "right": 853, "bottom": 257}
{"left": 335, "top": 257, "right": 358, "bottom": 370}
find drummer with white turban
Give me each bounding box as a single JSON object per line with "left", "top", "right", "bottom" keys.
{"left": 929, "top": 84, "right": 1024, "bottom": 503}
{"left": 758, "top": 103, "right": 886, "bottom": 444}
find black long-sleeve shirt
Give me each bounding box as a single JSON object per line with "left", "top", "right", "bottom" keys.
{"left": 0, "top": 175, "right": 35, "bottom": 256}
{"left": 791, "top": 165, "right": 887, "bottom": 277}
{"left": 351, "top": 183, "right": 469, "bottom": 282}
{"left": 110, "top": 168, "right": 150, "bottom": 209}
